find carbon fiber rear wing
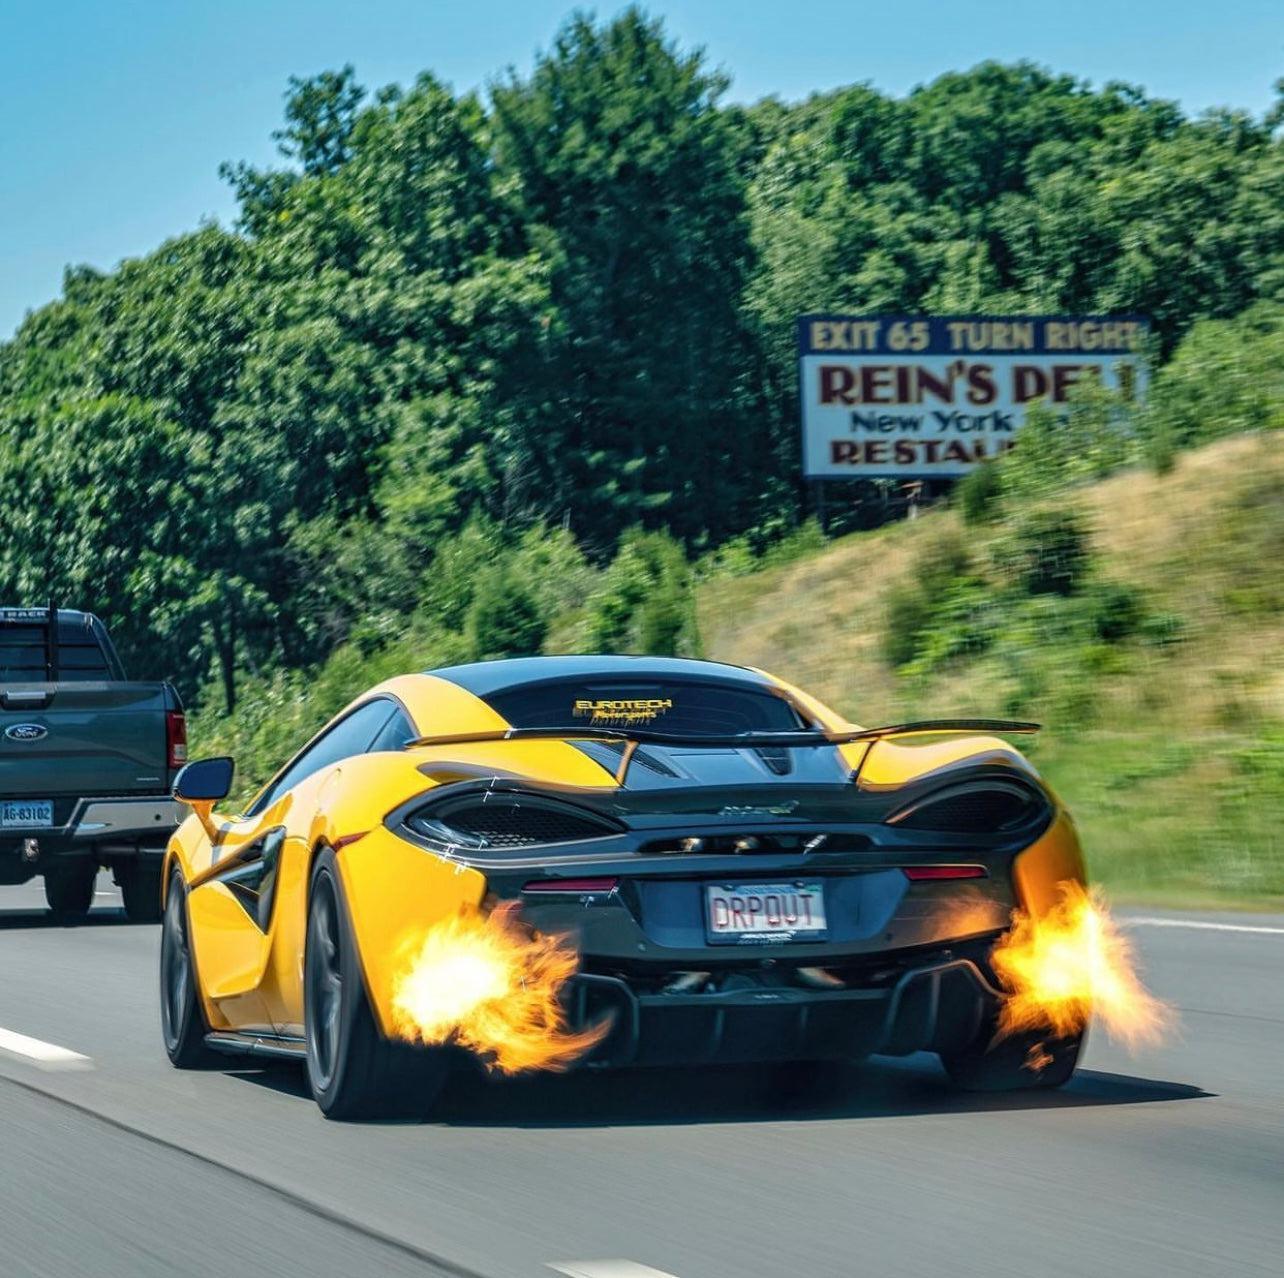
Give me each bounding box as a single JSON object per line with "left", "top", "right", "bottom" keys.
{"left": 406, "top": 720, "right": 1039, "bottom": 750}
{"left": 405, "top": 720, "right": 1039, "bottom": 785}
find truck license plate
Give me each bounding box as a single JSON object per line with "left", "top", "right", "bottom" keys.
{"left": 1, "top": 800, "right": 54, "bottom": 829}
{"left": 705, "top": 881, "right": 827, "bottom": 944}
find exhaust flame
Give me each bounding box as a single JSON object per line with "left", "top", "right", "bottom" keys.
{"left": 991, "top": 881, "right": 1172, "bottom": 1050}
{"left": 390, "top": 903, "right": 610, "bottom": 1074}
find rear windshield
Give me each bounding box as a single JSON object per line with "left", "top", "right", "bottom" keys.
{"left": 0, "top": 620, "right": 113, "bottom": 682}
{"left": 483, "top": 679, "right": 808, "bottom": 736}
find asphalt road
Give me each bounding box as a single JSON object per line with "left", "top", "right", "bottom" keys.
{"left": 0, "top": 875, "right": 1281, "bottom": 1278}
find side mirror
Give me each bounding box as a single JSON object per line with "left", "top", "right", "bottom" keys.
{"left": 173, "top": 757, "right": 235, "bottom": 804}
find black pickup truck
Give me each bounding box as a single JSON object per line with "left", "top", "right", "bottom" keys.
{"left": 0, "top": 607, "right": 186, "bottom": 921}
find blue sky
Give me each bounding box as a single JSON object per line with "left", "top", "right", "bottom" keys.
{"left": 3, "top": 0, "right": 1281, "bottom": 337}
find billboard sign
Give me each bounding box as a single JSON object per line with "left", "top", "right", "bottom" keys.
{"left": 798, "top": 315, "right": 1147, "bottom": 478}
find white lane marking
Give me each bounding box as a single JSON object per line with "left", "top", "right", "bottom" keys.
{"left": 1123, "top": 916, "right": 1284, "bottom": 936}
{"left": 0, "top": 1027, "right": 94, "bottom": 1071}
{"left": 550, "top": 1264, "right": 681, "bottom": 1278}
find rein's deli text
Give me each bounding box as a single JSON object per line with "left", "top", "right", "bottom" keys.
{"left": 798, "top": 315, "right": 1147, "bottom": 478}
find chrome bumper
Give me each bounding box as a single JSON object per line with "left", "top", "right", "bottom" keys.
{"left": 69, "top": 796, "right": 183, "bottom": 843}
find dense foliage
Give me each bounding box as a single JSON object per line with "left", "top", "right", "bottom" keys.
{"left": 2, "top": 8, "right": 1282, "bottom": 717}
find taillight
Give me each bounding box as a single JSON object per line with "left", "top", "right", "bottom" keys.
{"left": 902, "top": 865, "right": 987, "bottom": 881}
{"left": 166, "top": 711, "right": 188, "bottom": 770}
{"left": 523, "top": 877, "right": 619, "bottom": 896}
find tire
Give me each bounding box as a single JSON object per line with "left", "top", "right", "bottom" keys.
{"left": 160, "top": 868, "right": 220, "bottom": 1068}
{"left": 120, "top": 861, "right": 164, "bottom": 923}
{"left": 941, "top": 1015, "right": 1083, "bottom": 1092}
{"left": 304, "top": 848, "right": 449, "bottom": 1120}
{"left": 44, "top": 860, "right": 97, "bottom": 921}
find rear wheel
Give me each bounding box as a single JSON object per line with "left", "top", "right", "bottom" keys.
{"left": 120, "top": 861, "right": 164, "bottom": 923}
{"left": 44, "top": 860, "right": 96, "bottom": 921}
{"left": 941, "top": 1016, "right": 1083, "bottom": 1092}
{"left": 304, "top": 848, "right": 449, "bottom": 1120}
{"left": 160, "top": 868, "right": 219, "bottom": 1067}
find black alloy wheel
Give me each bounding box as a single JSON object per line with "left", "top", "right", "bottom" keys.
{"left": 304, "top": 847, "right": 450, "bottom": 1121}
{"left": 159, "top": 868, "right": 218, "bottom": 1067}
{"left": 305, "top": 871, "right": 345, "bottom": 1092}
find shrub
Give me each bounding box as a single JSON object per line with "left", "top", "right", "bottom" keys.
{"left": 999, "top": 386, "right": 1140, "bottom": 502}
{"left": 1007, "top": 510, "right": 1091, "bottom": 596}
{"left": 1138, "top": 611, "right": 1187, "bottom": 647}
{"left": 879, "top": 530, "right": 974, "bottom": 669}
{"left": 1140, "top": 304, "right": 1284, "bottom": 453}
{"left": 759, "top": 518, "right": 827, "bottom": 569}
{"left": 586, "top": 529, "right": 700, "bottom": 656}
{"left": 1086, "top": 581, "right": 1146, "bottom": 642}
{"left": 912, "top": 528, "right": 971, "bottom": 597}
{"left": 881, "top": 583, "right": 932, "bottom": 668}
{"left": 466, "top": 568, "right": 546, "bottom": 660}
{"left": 957, "top": 462, "right": 1003, "bottom": 525}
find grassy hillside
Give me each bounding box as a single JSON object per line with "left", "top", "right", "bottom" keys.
{"left": 700, "top": 433, "right": 1284, "bottom": 909}
{"left": 193, "top": 432, "right": 1282, "bottom": 910}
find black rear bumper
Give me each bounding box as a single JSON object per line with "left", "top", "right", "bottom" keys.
{"left": 0, "top": 794, "right": 179, "bottom": 883}
{"left": 569, "top": 957, "right": 1001, "bottom": 1068}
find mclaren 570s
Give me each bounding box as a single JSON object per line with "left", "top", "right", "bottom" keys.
{"left": 160, "top": 656, "right": 1087, "bottom": 1118}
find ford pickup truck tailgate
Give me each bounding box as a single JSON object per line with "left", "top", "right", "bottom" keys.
{"left": 0, "top": 683, "right": 173, "bottom": 796}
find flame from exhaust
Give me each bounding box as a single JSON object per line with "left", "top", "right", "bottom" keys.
{"left": 390, "top": 903, "right": 610, "bottom": 1074}
{"left": 991, "top": 881, "right": 1172, "bottom": 1049}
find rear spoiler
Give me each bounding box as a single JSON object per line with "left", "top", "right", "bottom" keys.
{"left": 405, "top": 720, "right": 1040, "bottom": 785}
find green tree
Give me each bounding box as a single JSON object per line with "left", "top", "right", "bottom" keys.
{"left": 492, "top": 8, "right": 766, "bottom": 548}
{"left": 587, "top": 529, "right": 699, "bottom": 655}
{"left": 467, "top": 569, "right": 546, "bottom": 660}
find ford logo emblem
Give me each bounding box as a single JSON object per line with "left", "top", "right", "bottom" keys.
{"left": 4, "top": 723, "right": 47, "bottom": 742}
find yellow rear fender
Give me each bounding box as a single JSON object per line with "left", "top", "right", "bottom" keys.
{"left": 857, "top": 735, "right": 1038, "bottom": 792}
{"left": 335, "top": 826, "right": 487, "bottom": 1039}
{"left": 283, "top": 750, "right": 490, "bottom": 1038}
{"left": 303, "top": 752, "right": 433, "bottom": 850}
{"left": 1011, "top": 808, "right": 1088, "bottom": 917}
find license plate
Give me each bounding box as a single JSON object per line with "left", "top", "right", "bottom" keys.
{"left": 1, "top": 800, "right": 53, "bottom": 829}
{"left": 705, "top": 881, "right": 827, "bottom": 944}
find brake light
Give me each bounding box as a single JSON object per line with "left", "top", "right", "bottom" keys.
{"left": 166, "top": 711, "right": 188, "bottom": 769}
{"left": 523, "top": 877, "right": 619, "bottom": 895}
{"left": 902, "top": 865, "right": 987, "bottom": 881}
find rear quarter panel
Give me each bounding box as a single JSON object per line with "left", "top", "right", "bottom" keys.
{"left": 265, "top": 750, "right": 489, "bottom": 1035}
{"left": 859, "top": 734, "right": 1086, "bottom": 917}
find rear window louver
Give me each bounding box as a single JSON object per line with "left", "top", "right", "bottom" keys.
{"left": 573, "top": 739, "right": 680, "bottom": 779}
{"left": 754, "top": 747, "right": 792, "bottom": 776}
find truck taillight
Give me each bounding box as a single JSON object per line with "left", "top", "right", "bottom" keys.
{"left": 166, "top": 711, "right": 188, "bottom": 769}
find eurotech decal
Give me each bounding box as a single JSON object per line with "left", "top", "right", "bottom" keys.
{"left": 572, "top": 697, "right": 674, "bottom": 726}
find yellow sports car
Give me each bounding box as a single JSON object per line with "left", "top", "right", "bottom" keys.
{"left": 160, "top": 656, "right": 1087, "bottom": 1118}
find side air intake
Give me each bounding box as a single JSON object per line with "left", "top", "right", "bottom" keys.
{"left": 889, "top": 782, "right": 1047, "bottom": 834}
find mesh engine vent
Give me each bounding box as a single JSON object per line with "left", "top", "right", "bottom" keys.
{"left": 895, "top": 787, "right": 1039, "bottom": 833}
{"left": 431, "top": 798, "right": 617, "bottom": 848}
